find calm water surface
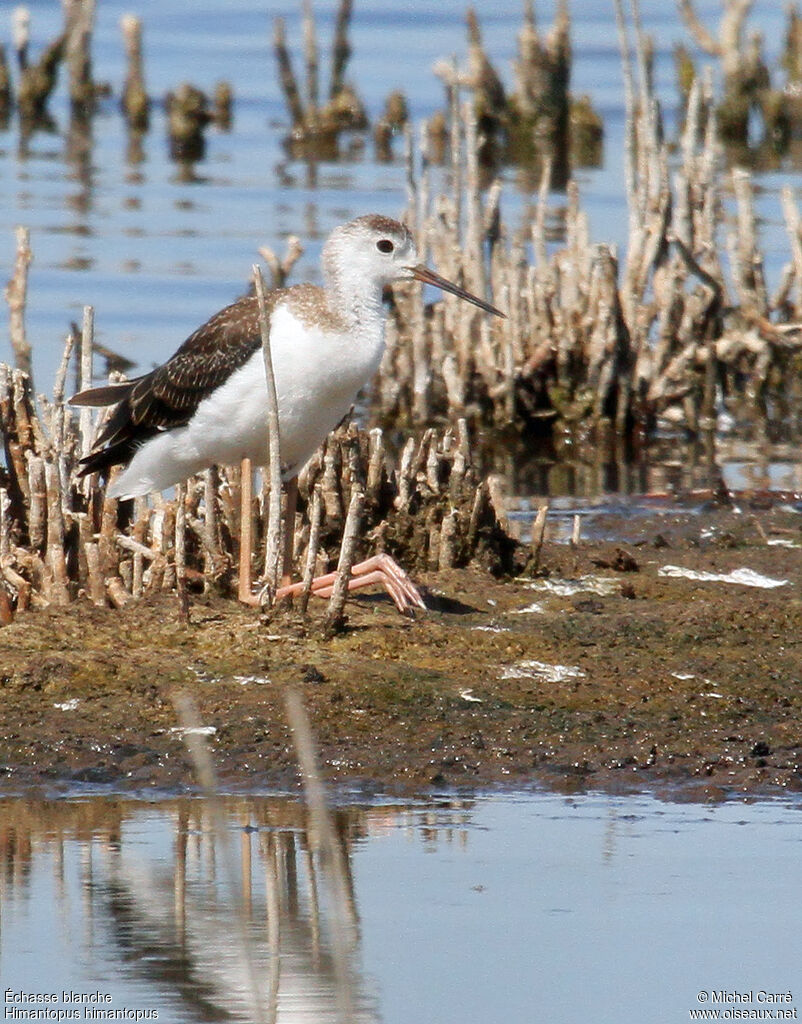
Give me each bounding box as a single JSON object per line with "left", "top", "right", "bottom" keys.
{"left": 0, "top": 0, "right": 793, "bottom": 391}
{"left": 1, "top": 791, "right": 800, "bottom": 1024}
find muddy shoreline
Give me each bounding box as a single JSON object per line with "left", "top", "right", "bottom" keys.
{"left": 1, "top": 502, "right": 800, "bottom": 804}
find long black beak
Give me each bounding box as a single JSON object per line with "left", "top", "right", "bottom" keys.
{"left": 408, "top": 265, "right": 506, "bottom": 318}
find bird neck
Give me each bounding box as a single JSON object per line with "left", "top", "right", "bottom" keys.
{"left": 323, "top": 260, "right": 385, "bottom": 330}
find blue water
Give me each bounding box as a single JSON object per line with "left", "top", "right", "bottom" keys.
{"left": 1, "top": 790, "right": 799, "bottom": 1023}
{"left": 0, "top": 0, "right": 793, "bottom": 393}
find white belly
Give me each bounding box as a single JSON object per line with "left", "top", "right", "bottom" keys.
{"left": 109, "top": 306, "right": 385, "bottom": 499}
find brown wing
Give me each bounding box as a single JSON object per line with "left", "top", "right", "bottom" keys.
{"left": 71, "top": 291, "right": 280, "bottom": 477}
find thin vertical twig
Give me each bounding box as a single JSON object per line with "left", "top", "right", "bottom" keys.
{"left": 253, "top": 265, "right": 283, "bottom": 598}
{"left": 329, "top": 0, "right": 353, "bottom": 100}
{"left": 5, "top": 226, "right": 33, "bottom": 384}
{"left": 201, "top": 467, "right": 220, "bottom": 588}
{"left": 44, "top": 461, "right": 69, "bottom": 605}
{"left": 324, "top": 484, "right": 364, "bottom": 634}
{"left": 273, "top": 18, "right": 305, "bottom": 128}
{"left": 530, "top": 503, "right": 548, "bottom": 571}
{"left": 302, "top": 0, "right": 319, "bottom": 117}
{"left": 79, "top": 305, "right": 94, "bottom": 460}
{"left": 120, "top": 13, "right": 148, "bottom": 129}
{"left": 175, "top": 482, "right": 189, "bottom": 623}
{"left": 299, "top": 483, "right": 323, "bottom": 614}
{"left": 63, "top": 0, "right": 96, "bottom": 113}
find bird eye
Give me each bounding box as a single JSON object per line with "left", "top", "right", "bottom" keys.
{"left": 376, "top": 238, "right": 394, "bottom": 254}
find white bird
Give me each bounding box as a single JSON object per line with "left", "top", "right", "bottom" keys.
{"left": 70, "top": 214, "right": 504, "bottom": 611}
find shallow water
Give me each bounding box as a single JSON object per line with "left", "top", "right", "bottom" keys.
{"left": 0, "top": 0, "right": 793, "bottom": 393}
{"left": 1, "top": 790, "right": 800, "bottom": 1024}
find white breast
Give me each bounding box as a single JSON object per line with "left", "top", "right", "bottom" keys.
{"left": 108, "top": 303, "right": 386, "bottom": 499}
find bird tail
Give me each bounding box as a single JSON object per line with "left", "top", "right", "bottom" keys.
{"left": 76, "top": 439, "right": 140, "bottom": 479}
{"left": 69, "top": 380, "right": 139, "bottom": 408}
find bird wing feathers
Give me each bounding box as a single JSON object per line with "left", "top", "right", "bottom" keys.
{"left": 70, "top": 292, "right": 280, "bottom": 477}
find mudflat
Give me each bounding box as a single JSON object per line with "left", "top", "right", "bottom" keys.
{"left": 1, "top": 502, "right": 799, "bottom": 801}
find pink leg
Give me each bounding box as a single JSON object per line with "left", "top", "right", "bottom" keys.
{"left": 276, "top": 552, "right": 426, "bottom": 615}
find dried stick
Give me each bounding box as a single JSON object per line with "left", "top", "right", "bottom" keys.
{"left": 324, "top": 484, "right": 365, "bottom": 634}
{"left": 299, "top": 483, "right": 323, "bottom": 614}
{"left": 613, "top": 0, "right": 638, "bottom": 241}
{"left": 571, "top": 513, "right": 581, "bottom": 546}
{"left": 13, "top": 8, "right": 29, "bottom": 70}
{"left": 258, "top": 235, "right": 303, "bottom": 289}
{"left": 534, "top": 155, "right": 552, "bottom": 269}
{"left": 4, "top": 226, "right": 33, "bottom": 383}
{"left": 201, "top": 467, "right": 221, "bottom": 587}
{"left": 366, "top": 427, "right": 385, "bottom": 503}
{"left": 677, "top": 0, "right": 722, "bottom": 55}
{"left": 0, "top": 489, "right": 10, "bottom": 561}
{"left": 329, "top": 0, "right": 353, "bottom": 100}
{"left": 44, "top": 461, "right": 69, "bottom": 605}
{"left": 18, "top": 29, "right": 65, "bottom": 122}
{"left": 79, "top": 305, "right": 94, "bottom": 459}
{"left": 781, "top": 186, "right": 802, "bottom": 308}
{"left": 302, "top": 0, "right": 319, "bottom": 116}
{"left": 438, "top": 508, "right": 457, "bottom": 570}
{"left": 175, "top": 482, "right": 189, "bottom": 623}
{"left": 120, "top": 14, "right": 148, "bottom": 129}
{"left": 26, "top": 455, "right": 46, "bottom": 551}
{"left": 238, "top": 458, "right": 253, "bottom": 602}
{"left": 528, "top": 503, "right": 548, "bottom": 569}
{"left": 116, "top": 533, "right": 155, "bottom": 561}
{"left": 83, "top": 541, "right": 105, "bottom": 606}
{"left": 106, "top": 576, "right": 131, "bottom": 608}
{"left": 273, "top": 18, "right": 305, "bottom": 128}
{"left": 253, "top": 264, "right": 283, "bottom": 597}
{"left": 63, "top": 0, "right": 96, "bottom": 113}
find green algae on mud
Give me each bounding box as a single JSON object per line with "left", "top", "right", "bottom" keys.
{"left": 1, "top": 505, "right": 801, "bottom": 801}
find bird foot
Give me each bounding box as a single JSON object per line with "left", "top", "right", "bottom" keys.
{"left": 273, "top": 553, "right": 427, "bottom": 616}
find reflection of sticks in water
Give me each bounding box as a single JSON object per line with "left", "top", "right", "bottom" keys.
{"left": 172, "top": 693, "right": 268, "bottom": 1024}
{"left": 172, "top": 691, "right": 362, "bottom": 1023}
{"left": 284, "top": 689, "right": 358, "bottom": 1024}
{"left": 174, "top": 803, "right": 188, "bottom": 946}
{"left": 261, "top": 830, "right": 281, "bottom": 1024}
